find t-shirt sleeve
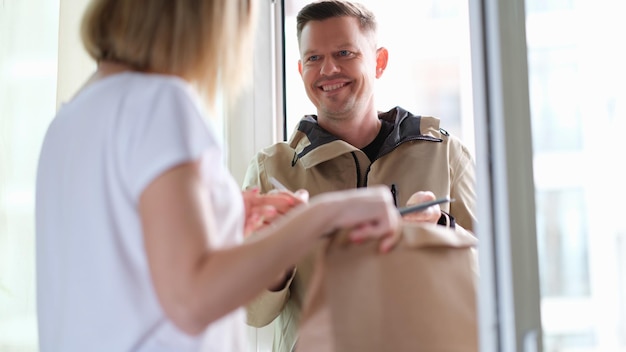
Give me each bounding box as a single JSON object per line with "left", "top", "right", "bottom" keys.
{"left": 125, "top": 81, "right": 217, "bottom": 200}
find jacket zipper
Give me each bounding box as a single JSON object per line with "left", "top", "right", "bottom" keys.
{"left": 361, "top": 157, "right": 399, "bottom": 208}
{"left": 351, "top": 152, "right": 363, "bottom": 187}
{"left": 391, "top": 184, "right": 398, "bottom": 207}
{"left": 371, "top": 135, "right": 440, "bottom": 206}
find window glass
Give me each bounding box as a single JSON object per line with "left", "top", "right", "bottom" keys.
{"left": 528, "top": 47, "right": 583, "bottom": 152}
{"left": 526, "top": 0, "right": 574, "bottom": 13}
{"left": 527, "top": 0, "right": 626, "bottom": 350}
{"left": 0, "top": 0, "right": 60, "bottom": 350}
{"left": 536, "top": 188, "right": 590, "bottom": 297}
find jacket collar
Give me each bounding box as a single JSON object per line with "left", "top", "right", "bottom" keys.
{"left": 288, "top": 106, "right": 442, "bottom": 168}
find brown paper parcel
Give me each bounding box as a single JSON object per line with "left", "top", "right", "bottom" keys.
{"left": 296, "top": 223, "right": 478, "bottom": 352}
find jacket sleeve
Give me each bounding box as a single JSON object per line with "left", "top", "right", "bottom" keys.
{"left": 242, "top": 153, "right": 294, "bottom": 327}
{"left": 246, "top": 270, "right": 297, "bottom": 327}
{"left": 447, "top": 136, "right": 477, "bottom": 234}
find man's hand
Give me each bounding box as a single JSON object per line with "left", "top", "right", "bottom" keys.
{"left": 402, "top": 191, "right": 442, "bottom": 224}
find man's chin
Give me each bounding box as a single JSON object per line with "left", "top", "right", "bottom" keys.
{"left": 318, "top": 105, "right": 354, "bottom": 120}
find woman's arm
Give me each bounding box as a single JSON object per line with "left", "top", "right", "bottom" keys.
{"left": 140, "top": 160, "right": 399, "bottom": 335}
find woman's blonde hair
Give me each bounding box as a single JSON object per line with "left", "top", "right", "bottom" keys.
{"left": 81, "top": 0, "right": 255, "bottom": 107}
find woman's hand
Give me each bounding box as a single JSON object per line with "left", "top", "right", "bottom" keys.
{"left": 242, "top": 188, "right": 309, "bottom": 236}
{"left": 313, "top": 186, "right": 402, "bottom": 253}
{"left": 402, "top": 191, "right": 442, "bottom": 224}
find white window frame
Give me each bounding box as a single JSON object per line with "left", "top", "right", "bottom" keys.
{"left": 231, "top": 1, "right": 285, "bottom": 349}
{"left": 469, "top": 0, "right": 543, "bottom": 351}
{"left": 227, "top": 0, "right": 285, "bottom": 185}
{"left": 56, "top": 0, "right": 94, "bottom": 108}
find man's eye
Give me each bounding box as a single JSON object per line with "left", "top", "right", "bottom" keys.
{"left": 307, "top": 55, "right": 320, "bottom": 62}
{"left": 338, "top": 50, "right": 351, "bottom": 56}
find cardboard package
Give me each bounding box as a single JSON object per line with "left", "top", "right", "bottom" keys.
{"left": 297, "top": 224, "right": 478, "bottom": 352}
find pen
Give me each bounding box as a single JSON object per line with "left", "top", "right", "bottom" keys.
{"left": 398, "top": 197, "right": 454, "bottom": 215}
{"left": 269, "top": 177, "right": 290, "bottom": 192}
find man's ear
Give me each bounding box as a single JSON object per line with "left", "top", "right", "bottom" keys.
{"left": 298, "top": 60, "right": 303, "bottom": 77}
{"left": 375, "top": 47, "right": 389, "bottom": 78}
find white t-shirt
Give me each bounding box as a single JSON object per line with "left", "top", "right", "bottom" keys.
{"left": 35, "top": 72, "right": 246, "bottom": 352}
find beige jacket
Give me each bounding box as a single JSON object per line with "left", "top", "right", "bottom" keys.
{"left": 243, "top": 106, "right": 476, "bottom": 352}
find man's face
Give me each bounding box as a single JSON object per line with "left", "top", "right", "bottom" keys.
{"left": 298, "top": 16, "right": 387, "bottom": 119}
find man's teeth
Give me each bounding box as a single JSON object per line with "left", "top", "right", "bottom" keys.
{"left": 322, "top": 83, "right": 346, "bottom": 91}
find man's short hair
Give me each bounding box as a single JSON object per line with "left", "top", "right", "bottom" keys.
{"left": 296, "top": 0, "right": 377, "bottom": 45}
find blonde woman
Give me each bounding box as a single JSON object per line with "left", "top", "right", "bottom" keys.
{"left": 35, "top": 1, "right": 400, "bottom": 351}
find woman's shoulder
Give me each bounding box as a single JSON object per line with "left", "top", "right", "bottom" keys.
{"left": 119, "top": 72, "right": 195, "bottom": 101}
{"left": 64, "top": 72, "right": 194, "bottom": 111}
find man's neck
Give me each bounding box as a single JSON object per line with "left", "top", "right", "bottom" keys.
{"left": 317, "top": 109, "right": 381, "bottom": 149}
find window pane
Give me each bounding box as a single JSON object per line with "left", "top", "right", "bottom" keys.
{"left": 528, "top": 46, "right": 583, "bottom": 153}
{"left": 0, "top": 0, "right": 59, "bottom": 350}
{"left": 536, "top": 188, "right": 590, "bottom": 297}
{"left": 526, "top": 0, "right": 574, "bottom": 13}
{"left": 527, "top": 0, "right": 626, "bottom": 350}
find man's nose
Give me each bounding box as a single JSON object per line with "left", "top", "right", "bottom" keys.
{"left": 320, "top": 57, "right": 340, "bottom": 76}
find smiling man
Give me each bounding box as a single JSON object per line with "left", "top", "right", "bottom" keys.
{"left": 297, "top": 10, "right": 387, "bottom": 148}
{"left": 242, "top": 1, "right": 477, "bottom": 351}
